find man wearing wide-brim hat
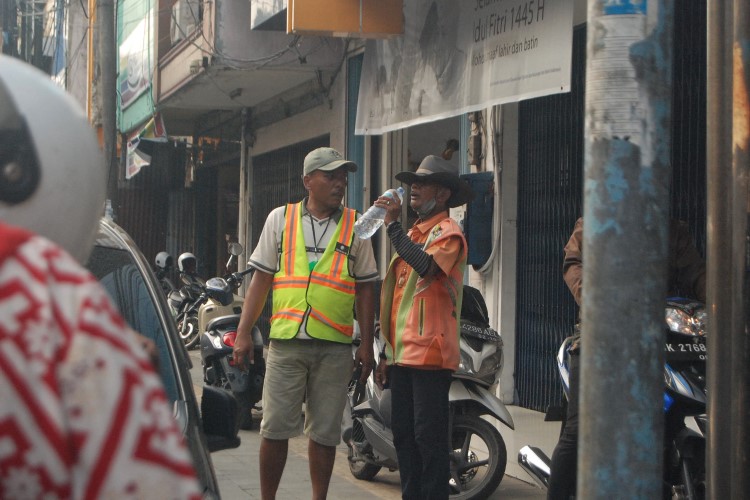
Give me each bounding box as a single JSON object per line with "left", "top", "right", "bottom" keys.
{"left": 372, "top": 155, "right": 473, "bottom": 499}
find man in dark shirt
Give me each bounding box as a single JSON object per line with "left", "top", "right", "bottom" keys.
{"left": 547, "top": 217, "right": 707, "bottom": 500}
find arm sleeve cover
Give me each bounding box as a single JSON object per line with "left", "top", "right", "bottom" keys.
{"left": 386, "top": 222, "right": 432, "bottom": 278}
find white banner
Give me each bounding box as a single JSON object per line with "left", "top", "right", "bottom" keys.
{"left": 356, "top": 0, "right": 574, "bottom": 135}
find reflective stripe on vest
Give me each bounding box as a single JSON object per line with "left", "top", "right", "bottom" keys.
{"left": 271, "top": 202, "right": 356, "bottom": 342}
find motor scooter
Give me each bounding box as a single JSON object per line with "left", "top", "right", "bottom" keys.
{"left": 198, "top": 242, "right": 265, "bottom": 431}
{"left": 199, "top": 293, "right": 265, "bottom": 432}
{"left": 196, "top": 242, "right": 247, "bottom": 335}
{"left": 342, "top": 285, "right": 514, "bottom": 499}
{"left": 518, "top": 298, "right": 707, "bottom": 499}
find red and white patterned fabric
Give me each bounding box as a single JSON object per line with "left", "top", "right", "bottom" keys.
{"left": 0, "top": 222, "right": 201, "bottom": 500}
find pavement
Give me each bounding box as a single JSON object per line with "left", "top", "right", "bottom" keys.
{"left": 188, "top": 349, "right": 548, "bottom": 500}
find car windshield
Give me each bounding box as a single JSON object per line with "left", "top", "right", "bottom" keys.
{"left": 86, "top": 245, "right": 180, "bottom": 403}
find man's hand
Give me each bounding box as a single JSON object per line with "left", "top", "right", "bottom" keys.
{"left": 231, "top": 330, "right": 254, "bottom": 371}
{"left": 374, "top": 358, "right": 388, "bottom": 390}
{"left": 231, "top": 270, "right": 273, "bottom": 371}
{"left": 354, "top": 343, "right": 375, "bottom": 385}
{"left": 375, "top": 189, "right": 403, "bottom": 226}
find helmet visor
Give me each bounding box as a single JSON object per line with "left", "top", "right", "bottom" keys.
{"left": 0, "top": 77, "right": 41, "bottom": 205}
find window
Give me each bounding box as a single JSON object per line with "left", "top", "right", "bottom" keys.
{"left": 87, "top": 246, "right": 180, "bottom": 403}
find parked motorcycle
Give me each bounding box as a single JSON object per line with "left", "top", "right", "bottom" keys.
{"left": 168, "top": 277, "right": 205, "bottom": 349}
{"left": 199, "top": 243, "right": 265, "bottom": 431}
{"left": 342, "top": 285, "right": 514, "bottom": 500}
{"left": 169, "top": 244, "right": 245, "bottom": 349}
{"left": 518, "top": 298, "right": 707, "bottom": 499}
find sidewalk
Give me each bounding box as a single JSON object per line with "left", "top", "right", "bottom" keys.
{"left": 188, "top": 350, "right": 548, "bottom": 499}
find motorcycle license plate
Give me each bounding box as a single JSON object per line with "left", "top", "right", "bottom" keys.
{"left": 665, "top": 341, "right": 707, "bottom": 361}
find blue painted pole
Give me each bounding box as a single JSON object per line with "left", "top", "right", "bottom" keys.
{"left": 578, "top": 1, "right": 673, "bottom": 497}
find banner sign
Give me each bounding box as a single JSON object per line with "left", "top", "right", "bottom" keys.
{"left": 356, "top": 0, "right": 574, "bottom": 134}
{"left": 117, "top": 0, "right": 156, "bottom": 133}
{"left": 119, "top": 13, "right": 152, "bottom": 110}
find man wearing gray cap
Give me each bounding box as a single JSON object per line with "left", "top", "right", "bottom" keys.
{"left": 232, "top": 147, "right": 378, "bottom": 500}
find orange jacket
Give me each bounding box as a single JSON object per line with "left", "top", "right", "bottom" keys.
{"left": 380, "top": 213, "right": 467, "bottom": 370}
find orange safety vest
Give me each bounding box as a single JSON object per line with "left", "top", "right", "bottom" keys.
{"left": 270, "top": 202, "right": 357, "bottom": 343}
{"left": 380, "top": 218, "right": 466, "bottom": 370}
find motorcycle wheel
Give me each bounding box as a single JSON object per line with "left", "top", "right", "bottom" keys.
{"left": 347, "top": 445, "right": 382, "bottom": 481}
{"left": 449, "top": 414, "right": 507, "bottom": 500}
{"left": 345, "top": 401, "right": 382, "bottom": 481}
{"left": 176, "top": 313, "right": 200, "bottom": 349}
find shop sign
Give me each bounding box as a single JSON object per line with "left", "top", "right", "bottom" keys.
{"left": 356, "top": 0, "right": 574, "bottom": 134}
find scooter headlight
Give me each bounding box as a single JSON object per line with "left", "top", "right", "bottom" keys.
{"left": 665, "top": 306, "right": 706, "bottom": 336}
{"left": 457, "top": 337, "right": 502, "bottom": 386}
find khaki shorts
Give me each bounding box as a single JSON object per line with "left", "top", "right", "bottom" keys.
{"left": 260, "top": 338, "right": 353, "bottom": 447}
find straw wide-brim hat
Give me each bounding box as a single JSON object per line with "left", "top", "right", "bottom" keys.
{"left": 395, "top": 155, "right": 474, "bottom": 208}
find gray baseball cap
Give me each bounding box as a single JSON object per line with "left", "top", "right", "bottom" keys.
{"left": 303, "top": 147, "right": 358, "bottom": 176}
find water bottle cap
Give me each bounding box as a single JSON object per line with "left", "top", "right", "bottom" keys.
{"left": 386, "top": 186, "right": 404, "bottom": 202}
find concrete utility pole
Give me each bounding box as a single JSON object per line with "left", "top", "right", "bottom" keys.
{"left": 238, "top": 107, "right": 251, "bottom": 279}
{"left": 578, "top": 1, "right": 673, "bottom": 497}
{"left": 97, "top": 0, "right": 118, "bottom": 213}
{"left": 706, "top": 0, "right": 750, "bottom": 498}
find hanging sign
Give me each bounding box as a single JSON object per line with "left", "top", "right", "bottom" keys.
{"left": 356, "top": 0, "right": 574, "bottom": 134}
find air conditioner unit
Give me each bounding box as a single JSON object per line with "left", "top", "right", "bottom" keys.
{"left": 171, "top": 0, "right": 200, "bottom": 45}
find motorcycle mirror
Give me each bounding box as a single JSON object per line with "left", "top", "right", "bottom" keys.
{"left": 228, "top": 242, "right": 243, "bottom": 256}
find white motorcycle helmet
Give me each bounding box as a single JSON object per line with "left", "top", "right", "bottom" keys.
{"left": 178, "top": 252, "right": 197, "bottom": 273}
{"left": 155, "top": 251, "right": 173, "bottom": 270}
{"left": 0, "top": 56, "right": 105, "bottom": 263}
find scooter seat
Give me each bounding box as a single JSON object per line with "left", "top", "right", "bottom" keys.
{"left": 206, "top": 314, "right": 242, "bottom": 332}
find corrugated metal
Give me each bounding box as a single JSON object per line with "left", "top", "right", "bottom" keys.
{"left": 112, "top": 141, "right": 197, "bottom": 287}
{"left": 515, "top": 26, "right": 586, "bottom": 413}
{"left": 515, "top": 3, "right": 707, "bottom": 413}
{"left": 114, "top": 143, "right": 175, "bottom": 276}
{"left": 250, "top": 135, "right": 329, "bottom": 339}
{"left": 194, "top": 166, "right": 219, "bottom": 279}
{"left": 671, "top": 0, "right": 707, "bottom": 255}
{"left": 166, "top": 189, "right": 196, "bottom": 277}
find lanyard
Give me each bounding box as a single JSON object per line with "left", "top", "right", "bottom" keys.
{"left": 308, "top": 213, "right": 332, "bottom": 271}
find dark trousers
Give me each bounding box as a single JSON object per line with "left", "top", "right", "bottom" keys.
{"left": 390, "top": 365, "right": 452, "bottom": 500}
{"left": 547, "top": 352, "right": 580, "bottom": 500}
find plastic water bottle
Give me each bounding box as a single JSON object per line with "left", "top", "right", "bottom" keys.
{"left": 354, "top": 186, "right": 405, "bottom": 239}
